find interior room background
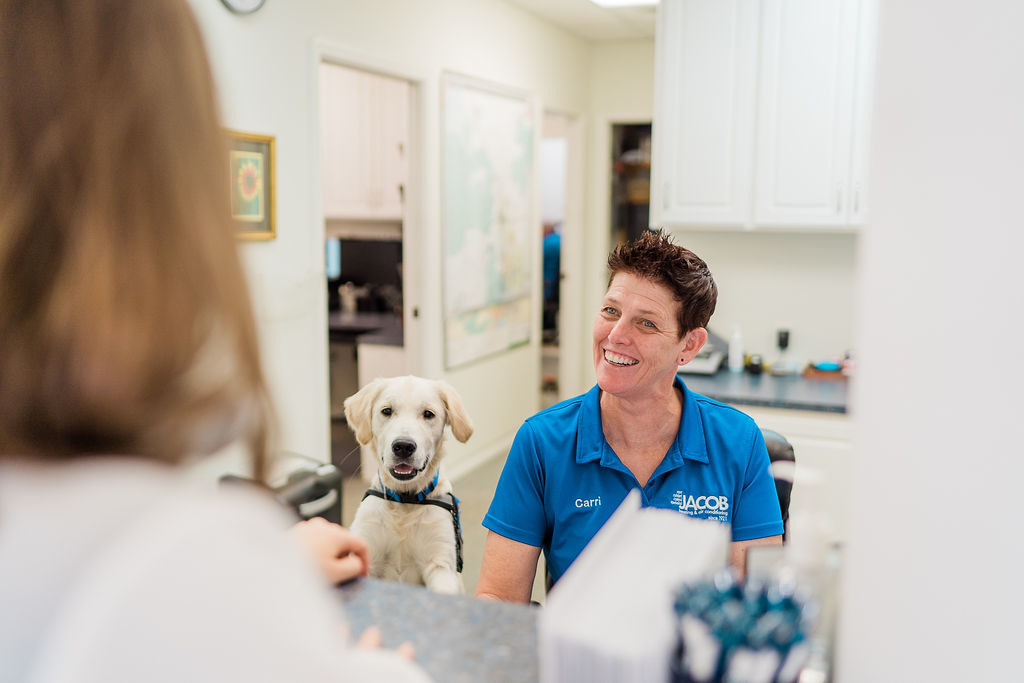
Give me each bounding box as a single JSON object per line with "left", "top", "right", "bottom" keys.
{"left": 186, "top": 0, "right": 856, "bottom": 482}
{"left": 179, "top": 0, "right": 1024, "bottom": 679}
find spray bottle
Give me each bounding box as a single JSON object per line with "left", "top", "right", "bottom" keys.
{"left": 728, "top": 325, "right": 745, "bottom": 373}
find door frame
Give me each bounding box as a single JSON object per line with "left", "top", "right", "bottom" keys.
{"left": 309, "top": 39, "right": 428, "bottom": 378}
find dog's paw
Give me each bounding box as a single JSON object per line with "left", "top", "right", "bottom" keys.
{"left": 424, "top": 571, "right": 462, "bottom": 595}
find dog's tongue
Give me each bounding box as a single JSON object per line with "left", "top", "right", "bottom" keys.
{"left": 394, "top": 464, "right": 414, "bottom": 475}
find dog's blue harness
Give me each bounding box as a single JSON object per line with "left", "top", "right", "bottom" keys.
{"left": 362, "top": 472, "right": 464, "bottom": 573}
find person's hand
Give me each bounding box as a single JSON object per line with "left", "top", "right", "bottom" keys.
{"left": 356, "top": 626, "right": 416, "bottom": 662}
{"left": 289, "top": 517, "right": 370, "bottom": 585}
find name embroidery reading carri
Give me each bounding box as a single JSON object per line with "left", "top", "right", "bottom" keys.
{"left": 574, "top": 496, "right": 602, "bottom": 508}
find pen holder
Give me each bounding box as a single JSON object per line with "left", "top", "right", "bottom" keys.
{"left": 670, "top": 569, "right": 817, "bottom": 683}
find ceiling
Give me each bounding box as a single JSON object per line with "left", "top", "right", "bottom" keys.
{"left": 499, "top": 0, "right": 657, "bottom": 42}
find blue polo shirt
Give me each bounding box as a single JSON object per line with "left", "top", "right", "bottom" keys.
{"left": 482, "top": 377, "right": 784, "bottom": 584}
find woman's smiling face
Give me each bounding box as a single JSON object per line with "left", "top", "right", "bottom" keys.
{"left": 592, "top": 272, "right": 702, "bottom": 400}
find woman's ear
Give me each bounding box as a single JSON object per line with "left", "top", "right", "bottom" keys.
{"left": 437, "top": 380, "right": 474, "bottom": 443}
{"left": 679, "top": 327, "right": 709, "bottom": 365}
{"left": 342, "top": 378, "right": 384, "bottom": 446}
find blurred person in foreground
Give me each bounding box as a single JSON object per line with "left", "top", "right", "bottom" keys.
{"left": 476, "top": 231, "right": 784, "bottom": 602}
{"left": 0, "top": 0, "right": 427, "bottom": 680}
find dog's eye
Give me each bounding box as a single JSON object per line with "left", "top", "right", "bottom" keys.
{"left": 423, "top": 410, "right": 435, "bottom": 419}
{"left": 380, "top": 407, "right": 392, "bottom": 417}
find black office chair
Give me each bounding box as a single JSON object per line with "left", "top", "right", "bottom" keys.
{"left": 219, "top": 453, "right": 343, "bottom": 524}
{"left": 760, "top": 428, "right": 795, "bottom": 542}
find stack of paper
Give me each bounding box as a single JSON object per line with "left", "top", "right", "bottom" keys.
{"left": 539, "top": 490, "right": 730, "bottom": 683}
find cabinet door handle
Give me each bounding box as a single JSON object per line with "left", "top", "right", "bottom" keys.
{"left": 836, "top": 190, "right": 842, "bottom": 213}
{"left": 854, "top": 186, "right": 860, "bottom": 213}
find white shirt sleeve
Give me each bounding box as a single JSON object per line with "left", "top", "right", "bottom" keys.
{"left": 26, "top": 486, "right": 431, "bottom": 683}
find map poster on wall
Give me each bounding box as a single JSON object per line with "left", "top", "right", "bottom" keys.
{"left": 442, "top": 73, "right": 535, "bottom": 369}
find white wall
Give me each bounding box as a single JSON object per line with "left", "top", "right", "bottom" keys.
{"left": 186, "top": 0, "right": 591, "bottom": 474}
{"left": 836, "top": 1, "right": 1024, "bottom": 680}
{"left": 669, "top": 231, "right": 857, "bottom": 364}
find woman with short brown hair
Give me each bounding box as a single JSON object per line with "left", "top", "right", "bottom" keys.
{"left": 477, "top": 231, "right": 783, "bottom": 602}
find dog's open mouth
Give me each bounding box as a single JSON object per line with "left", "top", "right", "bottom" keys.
{"left": 389, "top": 464, "right": 420, "bottom": 481}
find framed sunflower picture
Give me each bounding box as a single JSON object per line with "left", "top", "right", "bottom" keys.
{"left": 227, "top": 130, "right": 276, "bottom": 240}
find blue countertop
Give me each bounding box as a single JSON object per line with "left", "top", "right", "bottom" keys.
{"left": 679, "top": 369, "right": 849, "bottom": 413}
{"left": 328, "top": 311, "right": 403, "bottom": 346}
{"left": 338, "top": 577, "right": 537, "bottom": 682}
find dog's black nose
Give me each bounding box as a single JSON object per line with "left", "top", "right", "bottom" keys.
{"left": 391, "top": 438, "right": 417, "bottom": 459}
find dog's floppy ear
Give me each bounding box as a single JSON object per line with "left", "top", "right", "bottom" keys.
{"left": 437, "top": 380, "right": 473, "bottom": 443}
{"left": 343, "top": 378, "right": 385, "bottom": 446}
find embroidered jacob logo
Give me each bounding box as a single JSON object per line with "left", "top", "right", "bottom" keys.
{"left": 671, "top": 490, "right": 729, "bottom": 522}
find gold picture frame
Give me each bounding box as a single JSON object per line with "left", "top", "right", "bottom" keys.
{"left": 227, "top": 130, "right": 276, "bottom": 240}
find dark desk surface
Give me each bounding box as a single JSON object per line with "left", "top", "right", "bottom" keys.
{"left": 327, "top": 311, "right": 403, "bottom": 346}
{"left": 679, "top": 369, "right": 849, "bottom": 413}
{"left": 338, "top": 577, "right": 538, "bottom": 682}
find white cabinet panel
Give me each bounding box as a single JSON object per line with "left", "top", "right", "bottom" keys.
{"left": 784, "top": 434, "right": 851, "bottom": 542}
{"left": 652, "top": 0, "right": 760, "bottom": 226}
{"left": 846, "top": 0, "right": 877, "bottom": 226}
{"left": 741, "top": 406, "right": 852, "bottom": 543}
{"left": 320, "top": 63, "right": 408, "bottom": 222}
{"left": 754, "top": 0, "right": 859, "bottom": 226}
{"left": 653, "top": 0, "right": 875, "bottom": 231}
{"left": 376, "top": 76, "right": 409, "bottom": 217}
{"left": 356, "top": 343, "right": 408, "bottom": 389}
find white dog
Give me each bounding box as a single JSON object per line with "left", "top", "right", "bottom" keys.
{"left": 343, "top": 375, "right": 473, "bottom": 593}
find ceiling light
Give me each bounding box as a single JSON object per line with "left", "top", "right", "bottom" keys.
{"left": 589, "top": 0, "right": 659, "bottom": 7}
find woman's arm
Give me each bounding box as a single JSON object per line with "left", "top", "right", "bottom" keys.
{"left": 729, "top": 535, "right": 783, "bottom": 580}
{"left": 475, "top": 531, "right": 542, "bottom": 603}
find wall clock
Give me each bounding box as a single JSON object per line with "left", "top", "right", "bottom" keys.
{"left": 220, "top": 0, "right": 265, "bottom": 14}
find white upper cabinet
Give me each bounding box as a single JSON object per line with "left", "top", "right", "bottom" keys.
{"left": 652, "top": 0, "right": 760, "bottom": 227}
{"left": 320, "top": 63, "right": 409, "bottom": 222}
{"left": 652, "top": 0, "right": 876, "bottom": 231}
{"left": 754, "top": 0, "right": 858, "bottom": 227}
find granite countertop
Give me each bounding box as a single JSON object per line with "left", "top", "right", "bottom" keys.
{"left": 679, "top": 368, "right": 849, "bottom": 413}
{"left": 327, "top": 311, "right": 403, "bottom": 346}
{"left": 337, "top": 577, "right": 537, "bottom": 682}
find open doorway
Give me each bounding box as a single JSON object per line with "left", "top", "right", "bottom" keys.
{"left": 610, "top": 122, "right": 652, "bottom": 246}
{"left": 539, "top": 113, "right": 571, "bottom": 409}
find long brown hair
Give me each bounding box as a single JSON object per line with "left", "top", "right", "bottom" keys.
{"left": 0, "top": 0, "right": 274, "bottom": 477}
